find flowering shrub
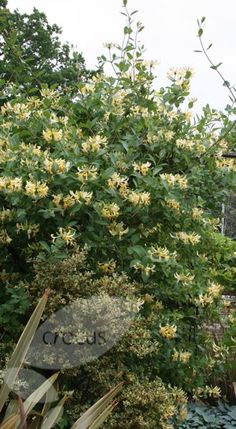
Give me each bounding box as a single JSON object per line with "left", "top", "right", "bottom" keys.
{"left": 1, "top": 1, "right": 236, "bottom": 427}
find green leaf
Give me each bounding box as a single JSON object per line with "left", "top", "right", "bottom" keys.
{"left": 71, "top": 383, "right": 122, "bottom": 429}
{"left": 124, "top": 26, "right": 132, "bottom": 35}
{"left": 0, "top": 292, "right": 50, "bottom": 412}
{"left": 198, "top": 28, "right": 203, "bottom": 37}
{"left": 210, "top": 62, "right": 222, "bottom": 70}
{"left": 23, "top": 373, "right": 59, "bottom": 417}
{"left": 41, "top": 394, "right": 68, "bottom": 429}
{"left": 41, "top": 380, "right": 59, "bottom": 416}
{"left": 128, "top": 245, "right": 146, "bottom": 258}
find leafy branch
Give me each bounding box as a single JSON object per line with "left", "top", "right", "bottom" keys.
{"left": 196, "top": 17, "right": 236, "bottom": 156}
{"left": 196, "top": 17, "right": 236, "bottom": 104}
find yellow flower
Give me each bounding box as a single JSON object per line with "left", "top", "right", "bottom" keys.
{"left": 185, "top": 111, "right": 192, "bottom": 122}
{"left": 111, "top": 90, "right": 127, "bottom": 115}
{"left": 43, "top": 128, "right": 62, "bottom": 142}
{"left": 174, "top": 231, "right": 201, "bottom": 245}
{"left": 107, "top": 172, "right": 128, "bottom": 189}
{"left": 51, "top": 227, "right": 76, "bottom": 245}
{"left": 195, "top": 294, "right": 214, "bottom": 307}
{"left": 69, "top": 190, "right": 93, "bottom": 205}
{"left": 0, "top": 229, "right": 12, "bottom": 244}
{"left": 133, "top": 263, "right": 156, "bottom": 275}
{"left": 127, "top": 191, "right": 140, "bottom": 205}
{"left": 101, "top": 203, "right": 120, "bottom": 219}
{"left": 98, "top": 259, "right": 116, "bottom": 274}
{"left": 192, "top": 207, "right": 204, "bottom": 220}
{"left": 127, "top": 191, "right": 151, "bottom": 206}
{"left": 208, "top": 282, "right": 223, "bottom": 298}
{"left": 174, "top": 272, "right": 195, "bottom": 285}
{"left": 159, "top": 324, "right": 177, "bottom": 339}
{"left": 162, "top": 405, "right": 176, "bottom": 420}
{"left": 167, "top": 67, "right": 194, "bottom": 83}
{"left": 63, "top": 195, "right": 75, "bottom": 209}
{"left": 8, "top": 178, "right": 22, "bottom": 192}
{"left": 40, "top": 88, "right": 59, "bottom": 98}
{"left": 0, "top": 208, "right": 12, "bottom": 222}
{"left": 160, "top": 173, "right": 188, "bottom": 189}
{"left": 223, "top": 299, "right": 231, "bottom": 308}
{"left": 228, "top": 314, "right": 236, "bottom": 323}
{"left": 179, "top": 351, "right": 191, "bottom": 363}
{"left": 130, "top": 105, "right": 149, "bottom": 117}
{"left": 195, "top": 143, "right": 206, "bottom": 155}
{"left": 81, "top": 135, "right": 107, "bottom": 153}
{"left": 148, "top": 245, "right": 176, "bottom": 261}
{"left": 76, "top": 128, "right": 83, "bottom": 138}
{"left": 16, "top": 222, "right": 39, "bottom": 239}
{"left": 172, "top": 349, "right": 179, "bottom": 361}
{"left": 36, "top": 182, "right": 49, "bottom": 198}
{"left": 119, "top": 181, "right": 129, "bottom": 197}
{"left": 179, "top": 406, "right": 188, "bottom": 421}
{"left": 76, "top": 165, "right": 98, "bottom": 182}
{"left": 25, "top": 181, "right": 37, "bottom": 197}
{"left": 197, "top": 252, "right": 208, "bottom": 262}
{"left": 176, "top": 139, "right": 194, "bottom": 150}
{"left": 132, "top": 161, "right": 151, "bottom": 176}
{"left": 166, "top": 199, "right": 180, "bottom": 211}
{"left": 44, "top": 158, "right": 53, "bottom": 173}
{"left": 52, "top": 194, "right": 63, "bottom": 208}
{"left": 54, "top": 158, "right": 70, "bottom": 173}
{"left": 0, "top": 177, "right": 9, "bottom": 191}
{"left": 25, "top": 181, "right": 48, "bottom": 198}
{"left": 164, "top": 131, "right": 174, "bottom": 142}
{"left": 206, "top": 386, "right": 221, "bottom": 398}
{"left": 216, "top": 159, "right": 236, "bottom": 171}
{"left": 108, "top": 221, "right": 129, "bottom": 239}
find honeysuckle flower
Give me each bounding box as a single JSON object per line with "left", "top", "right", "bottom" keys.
{"left": 0, "top": 229, "right": 12, "bottom": 244}
{"left": 195, "top": 294, "right": 214, "bottom": 307}
{"left": 160, "top": 173, "right": 188, "bottom": 189}
{"left": 208, "top": 282, "right": 223, "bottom": 298}
{"left": 51, "top": 227, "right": 76, "bottom": 245}
{"left": 174, "top": 272, "right": 195, "bottom": 285}
{"left": 108, "top": 221, "right": 129, "bottom": 239}
{"left": 43, "top": 128, "right": 63, "bottom": 142}
{"left": 148, "top": 245, "right": 176, "bottom": 261}
{"left": 172, "top": 349, "right": 191, "bottom": 363}
{"left": 107, "top": 172, "right": 128, "bottom": 189}
{"left": 166, "top": 199, "right": 180, "bottom": 211}
{"left": 98, "top": 259, "right": 116, "bottom": 273}
{"left": 76, "top": 165, "right": 98, "bottom": 182}
{"left": 159, "top": 324, "right": 177, "bottom": 339}
{"left": 25, "top": 181, "right": 48, "bottom": 198}
{"left": 8, "top": 178, "right": 22, "bottom": 192}
{"left": 81, "top": 135, "right": 107, "bottom": 153}
{"left": 192, "top": 207, "right": 204, "bottom": 220}
{"left": 173, "top": 231, "right": 201, "bottom": 245}
{"left": 16, "top": 222, "right": 39, "bottom": 239}
{"left": 132, "top": 161, "right": 151, "bottom": 175}
{"left": 127, "top": 191, "right": 151, "bottom": 206}
{"left": 101, "top": 202, "right": 120, "bottom": 219}
{"left": 69, "top": 190, "right": 93, "bottom": 204}
{"left": 133, "top": 263, "right": 156, "bottom": 275}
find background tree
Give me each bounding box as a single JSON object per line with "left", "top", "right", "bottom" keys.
{"left": 0, "top": 0, "right": 94, "bottom": 98}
